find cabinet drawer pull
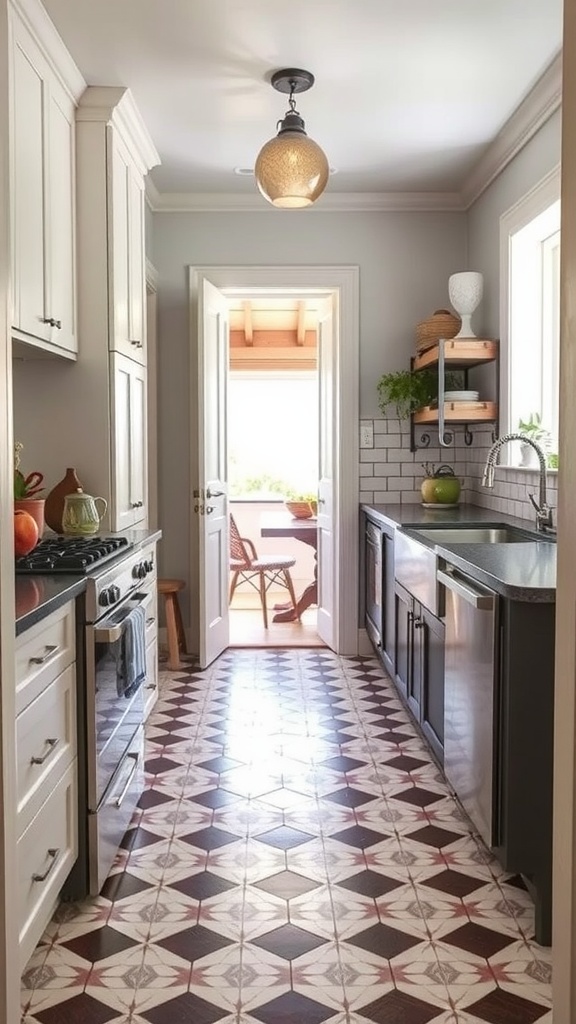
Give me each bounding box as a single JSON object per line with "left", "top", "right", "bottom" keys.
{"left": 146, "top": 683, "right": 156, "bottom": 690}
{"left": 32, "top": 847, "right": 60, "bottom": 883}
{"left": 29, "top": 644, "right": 60, "bottom": 665}
{"left": 41, "top": 317, "right": 62, "bottom": 329}
{"left": 115, "top": 752, "right": 140, "bottom": 808}
{"left": 31, "top": 738, "right": 59, "bottom": 765}
{"left": 146, "top": 617, "right": 156, "bottom": 626}
{"left": 413, "top": 617, "right": 424, "bottom": 629}
{"left": 130, "top": 339, "right": 143, "bottom": 348}
{"left": 130, "top": 500, "right": 143, "bottom": 509}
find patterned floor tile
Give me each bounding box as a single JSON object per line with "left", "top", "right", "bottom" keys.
{"left": 20, "top": 650, "right": 551, "bottom": 1024}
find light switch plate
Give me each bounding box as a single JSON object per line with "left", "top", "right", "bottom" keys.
{"left": 360, "top": 421, "right": 374, "bottom": 449}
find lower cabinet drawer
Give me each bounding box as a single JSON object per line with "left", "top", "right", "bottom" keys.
{"left": 16, "top": 602, "right": 75, "bottom": 715}
{"left": 16, "top": 664, "right": 77, "bottom": 833}
{"left": 18, "top": 761, "right": 78, "bottom": 968}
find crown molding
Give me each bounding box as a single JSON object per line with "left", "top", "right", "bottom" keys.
{"left": 9, "top": 0, "right": 86, "bottom": 102}
{"left": 461, "top": 51, "right": 562, "bottom": 209}
{"left": 145, "top": 185, "right": 464, "bottom": 213}
{"left": 77, "top": 86, "right": 160, "bottom": 174}
{"left": 146, "top": 51, "right": 562, "bottom": 216}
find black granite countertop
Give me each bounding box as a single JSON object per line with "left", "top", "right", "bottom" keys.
{"left": 362, "top": 503, "right": 556, "bottom": 602}
{"left": 15, "top": 527, "right": 163, "bottom": 636}
{"left": 15, "top": 575, "right": 87, "bottom": 636}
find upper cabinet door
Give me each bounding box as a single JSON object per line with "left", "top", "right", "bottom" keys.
{"left": 108, "top": 130, "right": 146, "bottom": 363}
{"left": 10, "top": 20, "right": 77, "bottom": 358}
{"left": 46, "top": 82, "right": 77, "bottom": 355}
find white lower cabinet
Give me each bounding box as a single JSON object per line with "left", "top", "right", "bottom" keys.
{"left": 18, "top": 763, "right": 78, "bottom": 967}
{"left": 16, "top": 601, "right": 78, "bottom": 968}
{"left": 111, "top": 352, "right": 148, "bottom": 530}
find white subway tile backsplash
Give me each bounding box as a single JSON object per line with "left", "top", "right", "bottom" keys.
{"left": 359, "top": 418, "right": 557, "bottom": 526}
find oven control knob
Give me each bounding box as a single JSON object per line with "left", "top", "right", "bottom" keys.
{"left": 132, "top": 565, "right": 140, "bottom": 580}
{"left": 138, "top": 563, "right": 147, "bottom": 578}
{"left": 111, "top": 585, "right": 121, "bottom": 602}
{"left": 145, "top": 559, "right": 154, "bottom": 573}
{"left": 99, "top": 589, "right": 110, "bottom": 607}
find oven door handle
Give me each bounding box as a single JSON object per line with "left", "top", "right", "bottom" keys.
{"left": 115, "top": 752, "right": 140, "bottom": 808}
{"left": 94, "top": 590, "right": 154, "bottom": 643}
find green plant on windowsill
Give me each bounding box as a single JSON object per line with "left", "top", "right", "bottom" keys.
{"left": 376, "top": 369, "right": 463, "bottom": 419}
{"left": 517, "top": 412, "right": 550, "bottom": 445}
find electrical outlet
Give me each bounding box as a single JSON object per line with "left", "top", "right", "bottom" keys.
{"left": 360, "top": 422, "right": 374, "bottom": 449}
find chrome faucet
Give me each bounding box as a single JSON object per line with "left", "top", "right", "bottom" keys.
{"left": 482, "top": 433, "right": 555, "bottom": 533}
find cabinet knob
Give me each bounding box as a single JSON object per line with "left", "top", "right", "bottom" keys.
{"left": 413, "top": 617, "right": 424, "bottom": 629}
{"left": 130, "top": 339, "right": 143, "bottom": 348}
{"left": 131, "top": 500, "right": 143, "bottom": 508}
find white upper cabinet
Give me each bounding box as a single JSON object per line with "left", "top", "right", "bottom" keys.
{"left": 10, "top": 9, "right": 82, "bottom": 357}
{"left": 111, "top": 352, "right": 148, "bottom": 530}
{"left": 109, "top": 131, "right": 146, "bottom": 361}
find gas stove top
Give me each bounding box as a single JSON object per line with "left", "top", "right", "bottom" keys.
{"left": 15, "top": 536, "right": 132, "bottom": 574}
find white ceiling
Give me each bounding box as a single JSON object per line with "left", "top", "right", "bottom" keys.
{"left": 42, "top": 0, "right": 563, "bottom": 201}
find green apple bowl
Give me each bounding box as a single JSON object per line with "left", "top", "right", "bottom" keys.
{"left": 420, "top": 469, "right": 462, "bottom": 505}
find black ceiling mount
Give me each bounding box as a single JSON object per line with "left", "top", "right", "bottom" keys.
{"left": 270, "top": 69, "right": 315, "bottom": 95}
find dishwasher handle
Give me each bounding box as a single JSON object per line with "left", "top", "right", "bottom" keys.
{"left": 437, "top": 568, "right": 495, "bottom": 610}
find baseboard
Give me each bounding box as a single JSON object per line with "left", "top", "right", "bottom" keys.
{"left": 357, "top": 628, "right": 375, "bottom": 656}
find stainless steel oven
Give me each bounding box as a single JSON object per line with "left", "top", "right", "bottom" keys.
{"left": 60, "top": 544, "right": 157, "bottom": 898}
{"left": 85, "top": 584, "right": 155, "bottom": 893}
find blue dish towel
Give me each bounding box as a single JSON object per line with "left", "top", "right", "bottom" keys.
{"left": 117, "top": 605, "right": 147, "bottom": 698}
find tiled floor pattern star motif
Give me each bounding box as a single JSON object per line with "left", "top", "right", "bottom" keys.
{"left": 21, "top": 650, "right": 552, "bottom": 1023}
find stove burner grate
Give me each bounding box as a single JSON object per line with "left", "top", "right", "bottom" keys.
{"left": 15, "top": 535, "right": 131, "bottom": 574}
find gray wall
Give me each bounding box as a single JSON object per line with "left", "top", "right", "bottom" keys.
{"left": 466, "top": 108, "right": 562, "bottom": 519}
{"left": 467, "top": 108, "right": 561, "bottom": 338}
{"left": 151, "top": 209, "right": 467, "bottom": 599}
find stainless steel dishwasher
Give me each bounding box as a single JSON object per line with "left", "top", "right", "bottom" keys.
{"left": 437, "top": 566, "right": 499, "bottom": 848}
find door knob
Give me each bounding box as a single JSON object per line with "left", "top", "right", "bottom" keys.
{"left": 206, "top": 505, "right": 214, "bottom": 514}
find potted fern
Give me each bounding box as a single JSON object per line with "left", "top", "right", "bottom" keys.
{"left": 377, "top": 369, "right": 463, "bottom": 419}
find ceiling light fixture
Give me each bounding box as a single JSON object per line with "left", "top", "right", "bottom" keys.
{"left": 255, "top": 68, "right": 329, "bottom": 209}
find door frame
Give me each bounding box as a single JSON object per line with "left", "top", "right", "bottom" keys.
{"left": 188, "top": 264, "right": 360, "bottom": 656}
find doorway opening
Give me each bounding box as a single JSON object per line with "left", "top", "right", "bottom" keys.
{"left": 191, "top": 264, "right": 359, "bottom": 667}
{"left": 226, "top": 294, "right": 324, "bottom": 648}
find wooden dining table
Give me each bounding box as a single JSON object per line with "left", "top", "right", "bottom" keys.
{"left": 260, "top": 511, "right": 317, "bottom": 622}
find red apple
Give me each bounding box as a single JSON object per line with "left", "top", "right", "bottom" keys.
{"left": 14, "top": 509, "right": 39, "bottom": 557}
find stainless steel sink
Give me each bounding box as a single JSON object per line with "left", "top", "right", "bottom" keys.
{"left": 413, "top": 526, "right": 537, "bottom": 544}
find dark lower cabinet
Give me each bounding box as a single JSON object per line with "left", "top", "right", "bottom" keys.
{"left": 494, "top": 598, "right": 555, "bottom": 945}
{"left": 393, "top": 581, "right": 445, "bottom": 763}
{"left": 418, "top": 605, "right": 445, "bottom": 763}
{"left": 363, "top": 513, "right": 395, "bottom": 676}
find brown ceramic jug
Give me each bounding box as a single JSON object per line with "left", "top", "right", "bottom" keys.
{"left": 44, "top": 468, "right": 83, "bottom": 534}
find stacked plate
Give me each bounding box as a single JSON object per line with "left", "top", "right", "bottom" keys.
{"left": 444, "top": 390, "right": 480, "bottom": 401}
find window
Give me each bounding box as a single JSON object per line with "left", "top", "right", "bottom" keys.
{"left": 501, "top": 167, "right": 561, "bottom": 466}
{"left": 228, "top": 371, "right": 318, "bottom": 499}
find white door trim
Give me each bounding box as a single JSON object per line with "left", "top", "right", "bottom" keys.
{"left": 188, "top": 264, "right": 360, "bottom": 656}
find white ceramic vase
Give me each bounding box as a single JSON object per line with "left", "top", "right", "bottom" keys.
{"left": 448, "top": 272, "right": 484, "bottom": 338}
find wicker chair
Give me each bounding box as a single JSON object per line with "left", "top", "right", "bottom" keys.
{"left": 229, "top": 514, "right": 299, "bottom": 627}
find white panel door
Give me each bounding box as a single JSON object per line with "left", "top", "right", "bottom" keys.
{"left": 47, "top": 83, "right": 77, "bottom": 354}
{"left": 316, "top": 295, "right": 336, "bottom": 649}
{"left": 111, "top": 353, "right": 147, "bottom": 530}
{"left": 12, "top": 37, "right": 48, "bottom": 341}
{"left": 109, "top": 130, "right": 130, "bottom": 356}
{"left": 197, "top": 278, "right": 229, "bottom": 668}
{"left": 127, "top": 164, "right": 145, "bottom": 355}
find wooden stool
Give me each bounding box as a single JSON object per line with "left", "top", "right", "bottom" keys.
{"left": 158, "top": 579, "right": 187, "bottom": 671}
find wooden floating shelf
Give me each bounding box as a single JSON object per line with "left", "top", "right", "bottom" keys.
{"left": 413, "top": 401, "right": 498, "bottom": 425}
{"left": 413, "top": 338, "right": 498, "bottom": 371}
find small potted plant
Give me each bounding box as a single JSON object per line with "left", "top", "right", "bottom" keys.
{"left": 377, "top": 368, "right": 463, "bottom": 419}
{"left": 14, "top": 441, "right": 45, "bottom": 536}
{"left": 517, "top": 413, "right": 551, "bottom": 467}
